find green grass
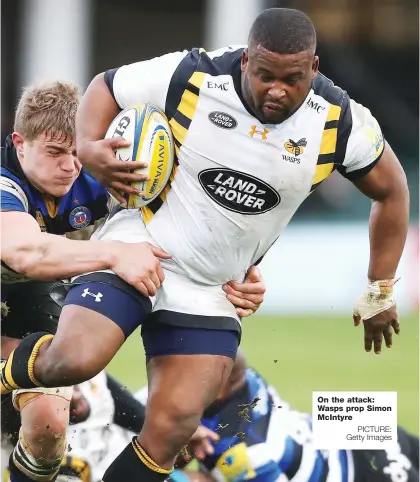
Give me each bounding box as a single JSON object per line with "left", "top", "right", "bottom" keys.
{"left": 107, "top": 313, "right": 419, "bottom": 434}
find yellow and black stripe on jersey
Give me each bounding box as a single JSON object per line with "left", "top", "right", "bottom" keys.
{"left": 141, "top": 49, "right": 213, "bottom": 223}
{"left": 141, "top": 52, "right": 206, "bottom": 222}
{"left": 309, "top": 73, "right": 352, "bottom": 193}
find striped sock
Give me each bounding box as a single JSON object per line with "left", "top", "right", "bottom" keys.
{"left": 10, "top": 441, "right": 62, "bottom": 481}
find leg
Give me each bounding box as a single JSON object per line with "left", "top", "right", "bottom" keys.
{"left": 1, "top": 273, "right": 151, "bottom": 391}
{"left": 9, "top": 388, "right": 72, "bottom": 481}
{"left": 102, "top": 322, "right": 239, "bottom": 481}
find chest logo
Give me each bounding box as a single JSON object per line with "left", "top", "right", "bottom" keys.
{"left": 69, "top": 206, "right": 92, "bottom": 229}
{"left": 284, "top": 138, "right": 307, "bottom": 156}
{"left": 249, "top": 126, "right": 269, "bottom": 140}
{"left": 198, "top": 168, "right": 280, "bottom": 215}
{"left": 208, "top": 111, "right": 237, "bottom": 129}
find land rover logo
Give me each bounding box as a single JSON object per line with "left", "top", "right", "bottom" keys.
{"left": 198, "top": 168, "right": 280, "bottom": 215}
{"left": 208, "top": 111, "right": 237, "bottom": 129}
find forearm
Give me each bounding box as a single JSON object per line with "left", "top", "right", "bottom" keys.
{"left": 368, "top": 192, "right": 409, "bottom": 280}
{"left": 76, "top": 73, "right": 120, "bottom": 151}
{"left": 3, "top": 232, "right": 117, "bottom": 281}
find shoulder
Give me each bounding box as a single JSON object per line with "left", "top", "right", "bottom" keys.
{"left": 73, "top": 169, "right": 108, "bottom": 197}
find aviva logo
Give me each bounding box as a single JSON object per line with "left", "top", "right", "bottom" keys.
{"left": 142, "top": 127, "right": 171, "bottom": 201}
{"left": 284, "top": 138, "right": 307, "bottom": 156}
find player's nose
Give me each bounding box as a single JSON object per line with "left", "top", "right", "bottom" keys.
{"left": 60, "top": 154, "right": 78, "bottom": 173}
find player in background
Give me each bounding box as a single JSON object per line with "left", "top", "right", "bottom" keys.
{"left": 0, "top": 81, "right": 265, "bottom": 482}
{"left": 3, "top": 354, "right": 416, "bottom": 482}
{"left": 1, "top": 8, "right": 409, "bottom": 482}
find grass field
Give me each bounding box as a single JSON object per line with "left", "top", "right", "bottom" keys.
{"left": 107, "top": 313, "right": 419, "bottom": 434}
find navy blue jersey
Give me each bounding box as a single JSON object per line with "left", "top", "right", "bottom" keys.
{"left": 198, "top": 368, "right": 351, "bottom": 481}
{"left": 1, "top": 135, "right": 109, "bottom": 290}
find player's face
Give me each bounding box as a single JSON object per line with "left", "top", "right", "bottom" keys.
{"left": 13, "top": 131, "right": 81, "bottom": 197}
{"left": 241, "top": 45, "right": 318, "bottom": 124}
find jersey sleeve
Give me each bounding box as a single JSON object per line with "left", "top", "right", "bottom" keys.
{"left": 104, "top": 51, "right": 190, "bottom": 111}
{"left": 0, "top": 176, "right": 29, "bottom": 212}
{"left": 339, "top": 99, "right": 385, "bottom": 180}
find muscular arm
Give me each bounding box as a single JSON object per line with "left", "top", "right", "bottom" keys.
{"left": 352, "top": 142, "right": 409, "bottom": 280}
{"left": 1, "top": 211, "right": 118, "bottom": 280}
{"left": 76, "top": 73, "right": 120, "bottom": 149}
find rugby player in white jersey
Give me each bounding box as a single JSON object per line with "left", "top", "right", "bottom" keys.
{"left": 1, "top": 7, "right": 409, "bottom": 482}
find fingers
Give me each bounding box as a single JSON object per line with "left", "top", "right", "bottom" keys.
{"left": 244, "top": 265, "right": 262, "bottom": 282}
{"left": 392, "top": 318, "right": 401, "bottom": 335}
{"left": 372, "top": 329, "right": 383, "bottom": 354}
{"left": 107, "top": 188, "right": 126, "bottom": 205}
{"left": 383, "top": 325, "right": 393, "bottom": 349}
{"left": 151, "top": 246, "right": 172, "bottom": 260}
{"left": 198, "top": 426, "right": 219, "bottom": 442}
{"left": 109, "top": 181, "right": 141, "bottom": 196}
{"left": 236, "top": 308, "right": 253, "bottom": 318}
{"left": 353, "top": 313, "right": 361, "bottom": 327}
{"left": 113, "top": 171, "right": 150, "bottom": 184}
{"left": 134, "top": 281, "right": 150, "bottom": 298}
{"left": 156, "top": 263, "right": 165, "bottom": 285}
{"left": 105, "top": 136, "right": 131, "bottom": 149}
{"left": 226, "top": 280, "right": 265, "bottom": 295}
{"left": 227, "top": 294, "right": 258, "bottom": 311}
{"left": 141, "top": 278, "right": 158, "bottom": 297}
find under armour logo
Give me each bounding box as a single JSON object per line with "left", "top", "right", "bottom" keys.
{"left": 249, "top": 125, "right": 269, "bottom": 140}
{"left": 81, "top": 288, "right": 103, "bottom": 302}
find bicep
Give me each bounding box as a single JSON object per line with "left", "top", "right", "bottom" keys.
{"left": 352, "top": 142, "right": 408, "bottom": 201}
{"left": 107, "top": 51, "right": 188, "bottom": 110}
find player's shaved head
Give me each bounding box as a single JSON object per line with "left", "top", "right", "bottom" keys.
{"left": 248, "top": 8, "right": 316, "bottom": 55}
{"left": 241, "top": 8, "right": 319, "bottom": 124}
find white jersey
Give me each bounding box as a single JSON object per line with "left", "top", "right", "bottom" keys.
{"left": 105, "top": 46, "right": 384, "bottom": 285}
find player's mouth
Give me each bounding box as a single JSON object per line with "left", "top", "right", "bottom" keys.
{"left": 262, "top": 103, "right": 286, "bottom": 115}
{"left": 56, "top": 176, "right": 74, "bottom": 184}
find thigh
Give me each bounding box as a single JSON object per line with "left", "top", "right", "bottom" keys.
{"left": 38, "top": 272, "right": 152, "bottom": 383}
{"left": 143, "top": 323, "right": 239, "bottom": 408}
{"left": 1, "top": 281, "right": 61, "bottom": 339}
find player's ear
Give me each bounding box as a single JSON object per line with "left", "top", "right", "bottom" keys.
{"left": 312, "top": 56, "right": 319, "bottom": 78}
{"left": 11, "top": 132, "right": 25, "bottom": 158}
{"left": 241, "top": 49, "right": 249, "bottom": 72}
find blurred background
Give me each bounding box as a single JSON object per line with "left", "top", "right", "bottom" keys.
{"left": 1, "top": 0, "right": 418, "bottom": 433}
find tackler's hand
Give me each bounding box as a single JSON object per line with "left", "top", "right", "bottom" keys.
{"left": 224, "top": 265, "right": 266, "bottom": 317}
{"left": 353, "top": 279, "right": 401, "bottom": 354}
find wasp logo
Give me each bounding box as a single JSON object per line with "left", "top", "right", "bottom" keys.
{"left": 249, "top": 126, "right": 269, "bottom": 140}
{"left": 284, "top": 138, "right": 307, "bottom": 156}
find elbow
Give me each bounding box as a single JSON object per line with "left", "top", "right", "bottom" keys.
{"left": 4, "top": 244, "right": 48, "bottom": 280}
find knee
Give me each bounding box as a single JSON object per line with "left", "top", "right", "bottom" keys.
{"left": 144, "top": 396, "right": 204, "bottom": 441}
{"left": 21, "top": 399, "right": 69, "bottom": 460}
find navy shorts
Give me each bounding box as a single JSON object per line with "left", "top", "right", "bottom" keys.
{"left": 60, "top": 272, "right": 240, "bottom": 361}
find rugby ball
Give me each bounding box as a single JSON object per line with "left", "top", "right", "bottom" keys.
{"left": 105, "top": 103, "right": 174, "bottom": 208}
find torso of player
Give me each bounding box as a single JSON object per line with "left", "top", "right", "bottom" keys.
{"left": 203, "top": 369, "right": 353, "bottom": 482}
{"left": 0, "top": 137, "right": 109, "bottom": 288}
{"left": 114, "top": 48, "right": 351, "bottom": 285}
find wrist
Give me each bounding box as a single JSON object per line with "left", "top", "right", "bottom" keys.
{"left": 98, "top": 241, "right": 121, "bottom": 270}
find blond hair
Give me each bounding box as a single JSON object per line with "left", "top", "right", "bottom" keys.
{"left": 13, "top": 80, "right": 81, "bottom": 142}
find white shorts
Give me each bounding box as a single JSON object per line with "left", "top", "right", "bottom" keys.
{"left": 90, "top": 208, "right": 240, "bottom": 325}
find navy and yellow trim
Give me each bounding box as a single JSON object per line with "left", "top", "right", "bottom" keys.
{"left": 142, "top": 53, "right": 206, "bottom": 223}
{"left": 309, "top": 73, "right": 353, "bottom": 193}
{"left": 310, "top": 104, "right": 341, "bottom": 193}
